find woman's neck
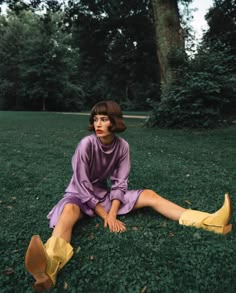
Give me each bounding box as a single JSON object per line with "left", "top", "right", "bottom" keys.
{"left": 99, "top": 134, "right": 115, "bottom": 145}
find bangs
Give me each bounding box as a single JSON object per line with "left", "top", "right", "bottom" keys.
{"left": 91, "top": 102, "right": 108, "bottom": 116}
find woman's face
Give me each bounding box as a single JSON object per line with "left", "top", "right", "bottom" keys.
{"left": 93, "top": 114, "right": 114, "bottom": 144}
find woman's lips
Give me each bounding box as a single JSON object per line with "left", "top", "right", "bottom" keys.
{"left": 96, "top": 130, "right": 103, "bottom": 134}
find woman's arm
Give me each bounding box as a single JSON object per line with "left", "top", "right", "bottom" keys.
{"left": 94, "top": 202, "right": 108, "bottom": 220}
{"left": 109, "top": 141, "right": 130, "bottom": 203}
{"left": 105, "top": 199, "right": 126, "bottom": 232}
{"left": 109, "top": 199, "right": 121, "bottom": 216}
{"left": 104, "top": 141, "right": 130, "bottom": 232}
{"left": 67, "top": 140, "right": 99, "bottom": 209}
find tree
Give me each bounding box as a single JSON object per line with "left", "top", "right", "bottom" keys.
{"left": 204, "top": 0, "right": 236, "bottom": 55}
{"left": 19, "top": 10, "right": 81, "bottom": 111}
{"left": 151, "top": 0, "right": 185, "bottom": 85}
{"left": 66, "top": 0, "right": 159, "bottom": 109}
{"left": 203, "top": 0, "right": 236, "bottom": 117}
{"left": 0, "top": 11, "right": 26, "bottom": 109}
{"left": 0, "top": 7, "right": 83, "bottom": 111}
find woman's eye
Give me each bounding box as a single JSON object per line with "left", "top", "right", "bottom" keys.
{"left": 93, "top": 117, "right": 109, "bottom": 122}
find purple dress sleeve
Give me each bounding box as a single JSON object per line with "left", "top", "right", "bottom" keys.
{"left": 69, "top": 141, "right": 99, "bottom": 210}
{"left": 109, "top": 142, "right": 130, "bottom": 203}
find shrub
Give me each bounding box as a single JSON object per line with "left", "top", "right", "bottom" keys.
{"left": 148, "top": 46, "right": 236, "bottom": 128}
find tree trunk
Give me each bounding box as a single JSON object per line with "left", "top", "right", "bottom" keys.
{"left": 42, "top": 95, "right": 46, "bottom": 111}
{"left": 151, "top": 0, "right": 184, "bottom": 85}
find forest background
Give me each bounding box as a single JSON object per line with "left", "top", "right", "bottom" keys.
{"left": 0, "top": 0, "right": 235, "bottom": 128}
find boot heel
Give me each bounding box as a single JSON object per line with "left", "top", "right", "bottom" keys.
{"left": 34, "top": 274, "right": 54, "bottom": 292}
{"left": 222, "top": 224, "right": 232, "bottom": 235}
{"left": 204, "top": 223, "right": 232, "bottom": 234}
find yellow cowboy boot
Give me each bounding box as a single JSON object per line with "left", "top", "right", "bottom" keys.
{"left": 25, "top": 235, "right": 73, "bottom": 291}
{"left": 179, "top": 193, "right": 232, "bottom": 234}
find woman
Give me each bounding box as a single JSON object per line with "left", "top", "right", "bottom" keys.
{"left": 25, "top": 100, "right": 232, "bottom": 291}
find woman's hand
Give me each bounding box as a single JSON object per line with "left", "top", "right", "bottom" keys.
{"left": 104, "top": 213, "right": 126, "bottom": 233}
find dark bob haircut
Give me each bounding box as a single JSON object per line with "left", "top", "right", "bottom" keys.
{"left": 88, "top": 101, "right": 126, "bottom": 133}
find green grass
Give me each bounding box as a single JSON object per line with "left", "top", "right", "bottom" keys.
{"left": 0, "top": 111, "right": 236, "bottom": 293}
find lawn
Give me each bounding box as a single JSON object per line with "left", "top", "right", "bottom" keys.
{"left": 0, "top": 111, "right": 236, "bottom": 293}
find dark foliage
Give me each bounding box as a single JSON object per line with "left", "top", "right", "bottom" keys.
{"left": 148, "top": 0, "right": 236, "bottom": 128}
{"left": 204, "top": 0, "right": 236, "bottom": 55}
{"left": 66, "top": 0, "right": 159, "bottom": 109}
{"left": 0, "top": 8, "right": 83, "bottom": 111}
{"left": 0, "top": 0, "right": 159, "bottom": 111}
{"left": 0, "top": 0, "right": 235, "bottom": 128}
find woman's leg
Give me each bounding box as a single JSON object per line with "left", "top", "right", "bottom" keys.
{"left": 133, "top": 189, "right": 186, "bottom": 221}
{"left": 25, "top": 203, "right": 81, "bottom": 291}
{"left": 133, "top": 189, "right": 232, "bottom": 234}
{"left": 52, "top": 203, "right": 82, "bottom": 242}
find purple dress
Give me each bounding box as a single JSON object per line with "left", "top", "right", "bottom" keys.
{"left": 47, "top": 134, "right": 143, "bottom": 228}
